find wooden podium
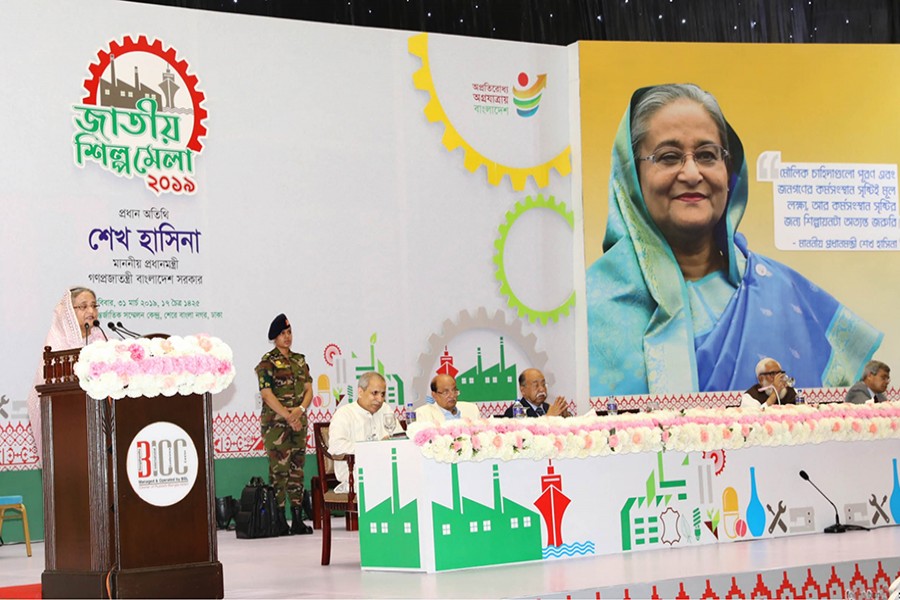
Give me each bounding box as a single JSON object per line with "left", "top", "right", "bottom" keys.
{"left": 37, "top": 346, "right": 224, "bottom": 598}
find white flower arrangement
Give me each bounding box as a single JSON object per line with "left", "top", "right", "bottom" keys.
{"left": 407, "top": 402, "right": 900, "bottom": 463}
{"left": 73, "top": 335, "right": 236, "bottom": 400}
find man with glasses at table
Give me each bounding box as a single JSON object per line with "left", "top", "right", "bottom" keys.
{"left": 502, "top": 368, "right": 571, "bottom": 418}
{"left": 416, "top": 374, "right": 480, "bottom": 424}
{"left": 844, "top": 360, "right": 890, "bottom": 404}
{"left": 740, "top": 357, "right": 797, "bottom": 408}
{"left": 329, "top": 371, "right": 394, "bottom": 493}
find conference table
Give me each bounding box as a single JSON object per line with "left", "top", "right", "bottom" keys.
{"left": 354, "top": 400, "right": 900, "bottom": 579}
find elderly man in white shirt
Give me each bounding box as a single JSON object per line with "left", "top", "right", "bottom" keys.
{"left": 415, "top": 374, "right": 480, "bottom": 424}
{"left": 328, "top": 371, "right": 394, "bottom": 492}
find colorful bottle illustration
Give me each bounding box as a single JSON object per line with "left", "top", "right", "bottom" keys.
{"left": 890, "top": 458, "right": 900, "bottom": 523}
{"left": 746, "top": 466, "right": 766, "bottom": 537}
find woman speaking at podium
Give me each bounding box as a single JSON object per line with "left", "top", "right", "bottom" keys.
{"left": 26, "top": 286, "right": 104, "bottom": 462}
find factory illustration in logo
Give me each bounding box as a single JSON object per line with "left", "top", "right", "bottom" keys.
{"left": 72, "top": 36, "right": 208, "bottom": 195}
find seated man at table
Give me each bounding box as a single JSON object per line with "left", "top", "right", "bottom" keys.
{"left": 740, "top": 357, "right": 796, "bottom": 408}
{"left": 416, "top": 374, "right": 480, "bottom": 424}
{"left": 844, "top": 360, "right": 890, "bottom": 404}
{"left": 502, "top": 368, "right": 570, "bottom": 417}
{"left": 329, "top": 371, "right": 393, "bottom": 492}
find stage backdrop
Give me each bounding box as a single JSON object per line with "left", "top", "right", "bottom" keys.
{"left": 576, "top": 42, "right": 900, "bottom": 399}
{"left": 0, "top": 0, "right": 575, "bottom": 471}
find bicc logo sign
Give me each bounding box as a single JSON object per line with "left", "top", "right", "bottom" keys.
{"left": 126, "top": 421, "right": 199, "bottom": 507}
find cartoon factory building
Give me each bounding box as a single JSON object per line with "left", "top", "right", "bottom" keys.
{"left": 432, "top": 463, "right": 541, "bottom": 570}
{"left": 358, "top": 448, "right": 421, "bottom": 568}
{"left": 620, "top": 452, "right": 689, "bottom": 552}
{"left": 457, "top": 337, "right": 517, "bottom": 402}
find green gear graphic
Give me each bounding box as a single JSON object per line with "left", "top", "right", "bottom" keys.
{"left": 493, "top": 194, "right": 575, "bottom": 324}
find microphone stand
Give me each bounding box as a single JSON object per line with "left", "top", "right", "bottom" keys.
{"left": 115, "top": 322, "right": 142, "bottom": 339}
{"left": 799, "top": 471, "right": 869, "bottom": 534}
{"left": 93, "top": 320, "right": 109, "bottom": 341}
{"left": 108, "top": 322, "right": 126, "bottom": 340}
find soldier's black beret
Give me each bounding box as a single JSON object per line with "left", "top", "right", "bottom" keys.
{"left": 268, "top": 313, "right": 290, "bottom": 340}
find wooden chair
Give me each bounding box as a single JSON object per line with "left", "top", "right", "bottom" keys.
{"left": 310, "top": 430, "right": 357, "bottom": 533}
{"left": 0, "top": 495, "right": 32, "bottom": 557}
{"left": 312, "top": 422, "right": 358, "bottom": 565}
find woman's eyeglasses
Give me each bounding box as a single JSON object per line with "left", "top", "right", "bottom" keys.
{"left": 638, "top": 144, "right": 729, "bottom": 172}
{"left": 73, "top": 303, "right": 99, "bottom": 311}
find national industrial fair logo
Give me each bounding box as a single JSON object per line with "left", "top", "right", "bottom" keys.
{"left": 126, "top": 421, "right": 199, "bottom": 507}
{"left": 472, "top": 71, "right": 546, "bottom": 118}
{"left": 72, "top": 36, "right": 209, "bottom": 195}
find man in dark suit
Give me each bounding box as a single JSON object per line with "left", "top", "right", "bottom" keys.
{"left": 844, "top": 360, "right": 890, "bottom": 404}
{"left": 502, "top": 368, "right": 570, "bottom": 418}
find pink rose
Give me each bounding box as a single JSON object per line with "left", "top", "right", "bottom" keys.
{"left": 851, "top": 421, "right": 861, "bottom": 433}
{"left": 661, "top": 430, "right": 670, "bottom": 443}
{"left": 128, "top": 344, "right": 145, "bottom": 361}
{"left": 700, "top": 429, "right": 709, "bottom": 443}
{"left": 413, "top": 429, "right": 436, "bottom": 445}
{"left": 869, "top": 423, "right": 878, "bottom": 434}
{"left": 583, "top": 435, "right": 593, "bottom": 449}
{"left": 471, "top": 435, "right": 482, "bottom": 450}
{"left": 608, "top": 434, "right": 619, "bottom": 449}
{"left": 632, "top": 432, "right": 643, "bottom": 445}
{"left": 492, "top": 435, "right": 504, "bottom": 449}
{"left": 722, "top": 428, "right": 732, "bottom": 440}
{"left": 832, "top": 422, "right": 841, "bottom": 432}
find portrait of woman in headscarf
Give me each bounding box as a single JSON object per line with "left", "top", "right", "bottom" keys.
{"left": 585, "top": 84, "right": 882, "bottom": 396}
{"left": 26, "top": 286, "right": 105, "bottom": 461}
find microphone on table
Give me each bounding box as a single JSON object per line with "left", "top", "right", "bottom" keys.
{"left": 108, "top": 322, "right": 126, "bottom": 340}
{"left": 115, "top": 321, "right": 142, "bottom": 339}
{"left": 92, "top": 320, "right": 109, "bottom": 341}
{"left": 798, "top": 470, "right": 869, "bottom": 534}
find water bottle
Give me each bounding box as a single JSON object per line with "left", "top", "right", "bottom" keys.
{"left": 795, "top": 390, "right": 805, "bottom": 405}
{"left": 606, "top": 396, "right": 618, "bottom": 416}
{"left": 512, "top": 403, "right": 525, "bottom": 419}
{"left": 405, "top": 402, "right": 416, "bottom": 425}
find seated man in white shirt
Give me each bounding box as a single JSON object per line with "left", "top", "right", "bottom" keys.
{"left": 415, "top": 374, "right": 480, "bottom": 424}
{"left": 328, "top": 371, "right": 393, "bottom": 493}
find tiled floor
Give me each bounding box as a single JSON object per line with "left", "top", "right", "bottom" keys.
{"left": 2, "top": 520, "right": 899, "bottom": 598}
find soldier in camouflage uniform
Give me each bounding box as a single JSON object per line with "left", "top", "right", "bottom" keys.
{"left": 255, "top": 313, "right": 313, "bottom": 535}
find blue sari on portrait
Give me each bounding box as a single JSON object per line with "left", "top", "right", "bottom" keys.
{"left": 586, "top": 88, "right": 881, "bottom": 396}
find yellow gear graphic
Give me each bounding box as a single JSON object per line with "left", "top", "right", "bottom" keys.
{"left": 408, "top": 33, "right": 571, "bottom": 191}
{"left": 494, "top": 194, "right": 575, "bottom": 324}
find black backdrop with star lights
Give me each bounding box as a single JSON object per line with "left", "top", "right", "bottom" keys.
{"left": 124, "top": 0, "right": 899, "bottom": 45}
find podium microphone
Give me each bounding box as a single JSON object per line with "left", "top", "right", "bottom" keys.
{"left": 83, "top": 322, "right": 90, "bottom": 344}
{"left": 108, "top": 322, "right": 126, "bottom": 340}
{"left": 92, "top": 320, "right": 109, "bottom": 341}
{"left": 798, "top": 470, "right": 869, "bottom": 534}
{"left": 115, "top": 321, "right": 142, "bottom": 339}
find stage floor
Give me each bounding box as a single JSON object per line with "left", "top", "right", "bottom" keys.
{"left": 1, "top": 520, "right": 898, "bottom": 598}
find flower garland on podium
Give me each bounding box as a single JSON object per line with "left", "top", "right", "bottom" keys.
{"left": 407, "top": 403, "right": 900, "bottom": 463}
{"left": 73, "top": 335, "right": 236, "bottom": 400}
